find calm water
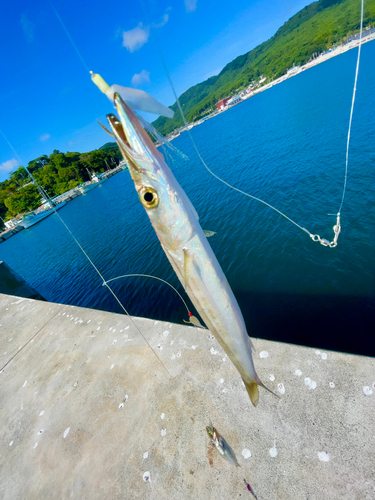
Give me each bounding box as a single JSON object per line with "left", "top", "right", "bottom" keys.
{"left": 1, "top": 43, "right": 374, "bottom": 356}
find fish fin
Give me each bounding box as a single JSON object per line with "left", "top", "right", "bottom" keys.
{"left": 243, "top": 379, "right": 260, "bottom": 407}
{"left": 257, "top": 379, "right": 280, "bottom": 400}
{"left": 247, "top": 335, "right": 256, "bottom": 352}
{"left": 243, "top": 378, "right": 280, "bottom": 407}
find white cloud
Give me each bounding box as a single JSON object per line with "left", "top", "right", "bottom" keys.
{"left": 131, "top": 70, "right": 151, "bottom": 87}
{"left": 185, "top": 0, "right": 197, "bottom": 13}
{"left": 122, "top": 23, "right": 150, "bottom": 53}
{"left": 0, "top": 158, "right": 18, "bottom": 173}
{"left": 152, "top": 8, "right": 171, "bottom": 28}
{"left": 40, "top": 133, "right": 51, "bottom": 142}
{"left": 20, "top": 13, "right": 35, "bottom": 43}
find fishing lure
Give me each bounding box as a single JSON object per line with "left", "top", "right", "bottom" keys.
{"left": 91, "top": 72, "right": 174, "bottom": 118}
{"left": 243, "top": 479, "right": 258, "bottom": 499}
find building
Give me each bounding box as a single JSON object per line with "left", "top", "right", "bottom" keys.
{"left": 226, "top": 94, "right": 242, "bottom": 106}
{"left": 286, "top": 65, "right": 300, "bottom": 75}
{"left": 4, "top": 219, "right": 21, "bottom": 229}
{"left": 216, "top": 97, "right": 231, "bottom": 110}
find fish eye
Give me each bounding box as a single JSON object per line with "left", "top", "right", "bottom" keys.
{"left": 139, "top": 186, "right": 159, "bottom": 209}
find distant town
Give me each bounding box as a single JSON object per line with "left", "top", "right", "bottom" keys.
{"left": 164, "top": 27, "right": 375, "bottom": 142}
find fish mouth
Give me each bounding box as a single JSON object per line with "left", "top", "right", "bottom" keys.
{"left": 106, "top": 92, "right": 163, "bottom": 170}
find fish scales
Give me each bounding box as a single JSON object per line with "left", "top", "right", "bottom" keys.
{"left": 106, "top": 92, "right": 276, "bottom": 407}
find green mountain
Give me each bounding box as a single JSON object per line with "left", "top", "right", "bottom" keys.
{"left": 0, "top": 146, "right": 122, "bottom": 223}
{"left": 99, "top": 142, "right": 120, "bottom": 151}
{"left": 153, "top": 0, "right": 375, "bottom": 135}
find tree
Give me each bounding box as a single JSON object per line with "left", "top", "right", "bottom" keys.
{"left": 9, "top": 167, "right": 28, "bottom": 186}
{"left": 4, "top": 185, "right": 41, "bottom": 216}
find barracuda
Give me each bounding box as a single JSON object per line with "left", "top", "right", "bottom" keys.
{"left": 105, "top": 92, "right": 276, "bottom": 407}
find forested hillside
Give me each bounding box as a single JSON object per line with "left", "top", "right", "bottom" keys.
{"left": 153, "top": 0, "right": 375, "bottom": 135}
{"left": 0, "top": 146, "right": 121, "bottom": 222}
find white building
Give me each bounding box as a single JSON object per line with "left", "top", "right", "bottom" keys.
{"left": 4, "top": 219, "right": 21, "bottom": 229}
{"left": 226, "top": 94, "right": 242, "bottom": 106}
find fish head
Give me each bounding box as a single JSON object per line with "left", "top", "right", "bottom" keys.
{"left": 107, "top": 93, "right": 195, "bottom": 251}
{"left": 206, "top": 425, "right": 221, "bottom": 444}
{"left": 206, "top": 426, "right": 214, "bottom": 439}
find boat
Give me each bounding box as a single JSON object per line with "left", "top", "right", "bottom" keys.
{"left": 119, "top": 159, "right": 129, "bottom": 170}
{"left": 78, "top": 173, "right": 108, "bottom": 194}
{"left": 18, "top": 201, "right": 67, "bottom": 229}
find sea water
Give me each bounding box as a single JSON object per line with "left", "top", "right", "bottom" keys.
{"left": 1, "top": 42, "right": 374, "bottom": 356}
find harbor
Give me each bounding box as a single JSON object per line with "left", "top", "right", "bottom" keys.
{"left": 0, "top": 2, "right": 374, "bottom": 499}
{"left": 165, "top": 30, "right": 375, "bottom": 139}
{"left": 0, "top": 292, "right": 374, "bottom": 499}
{"left": 0, "top": 164, "right": 124, "bottom": 244}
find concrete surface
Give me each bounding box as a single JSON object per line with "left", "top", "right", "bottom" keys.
{"left": 0, "top": 293, "right": 374, "bottom": 500}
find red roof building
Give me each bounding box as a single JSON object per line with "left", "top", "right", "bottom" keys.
{"left": 216, "top": 97, "right": 231, "bottom": 110}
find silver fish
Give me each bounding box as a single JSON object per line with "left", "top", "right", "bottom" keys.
{"left": 206, "top": 421, "right": 239, "bottom": 466}
{"left": 105, "top": 92, "right": 276, "bottom": 407}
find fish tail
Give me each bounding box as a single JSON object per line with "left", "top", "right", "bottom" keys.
{"left": 243, "top": 378, "right": 280, "bottom": 407}
{"left": 258, "top": 379, "right": 280, "bottom": 399}
{"left": 243, "top": 380, "right": 260, "bottom": 406}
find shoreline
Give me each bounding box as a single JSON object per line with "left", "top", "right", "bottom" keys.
{"left": 169, "top": 33, "right": 375, "bottom": 138}
{"left": 248, "top": 32, "right": 375, "bottom": 97}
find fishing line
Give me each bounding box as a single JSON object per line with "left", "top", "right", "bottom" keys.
{"left": 43, "top": 2, "right": 191, "bottom": 375}
{"left": 140, "top": 0, "right": 364, "bottom": 248}
{"left": 339, "top": 0, "right": 364, "bottom": 214}
{"left": 104, "top": 273, "right": 190, "bottom": 315}
{"left": 0, "top": 132, "right": 173, "bottom": 378}
{"left": 49, "top": 2, "right": 91, "bottom": 73}
{"left": 42, "top": 5, "right": 200, "bottom": 362}
{"left": 0, "top": 129, "right": 50, "bottom": 201}
{"left": 104, "top": 274, "right": 206, "bottom": 328}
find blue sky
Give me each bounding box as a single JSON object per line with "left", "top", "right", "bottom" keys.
{"left": 0, "top": 0, "right": 313, "bottom": 181}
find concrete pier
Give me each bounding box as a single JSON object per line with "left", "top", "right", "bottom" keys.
{"left": 0, "top": 293, "right": 374, "bottom": 499}
{"left": 0, "top": 225, "right": 24, "bottom": 243}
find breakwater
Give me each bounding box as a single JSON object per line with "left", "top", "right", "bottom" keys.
{"left": 0, "top": 293, "right": 374, "bottom": 499}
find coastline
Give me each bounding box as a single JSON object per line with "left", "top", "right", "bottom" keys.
{"left": 170, "top": 33, "right": 375, "bottom": 138}
{"left": 248, "top": 33, "right": 375, "bottom": 97}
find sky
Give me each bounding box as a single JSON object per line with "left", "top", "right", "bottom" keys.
{"left": 0, "top": 0, "right": 313, "bottom": 181}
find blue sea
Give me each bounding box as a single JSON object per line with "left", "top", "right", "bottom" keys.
{"left": 1, "top": 43, "right": 374, "bottom": 356}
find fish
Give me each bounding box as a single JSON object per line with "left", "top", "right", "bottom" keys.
{"left": 103, "top": 89, "right": 277, "bottom": 407}
{"left": 206, "top": 421, "right": 240, "bottom": 466}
